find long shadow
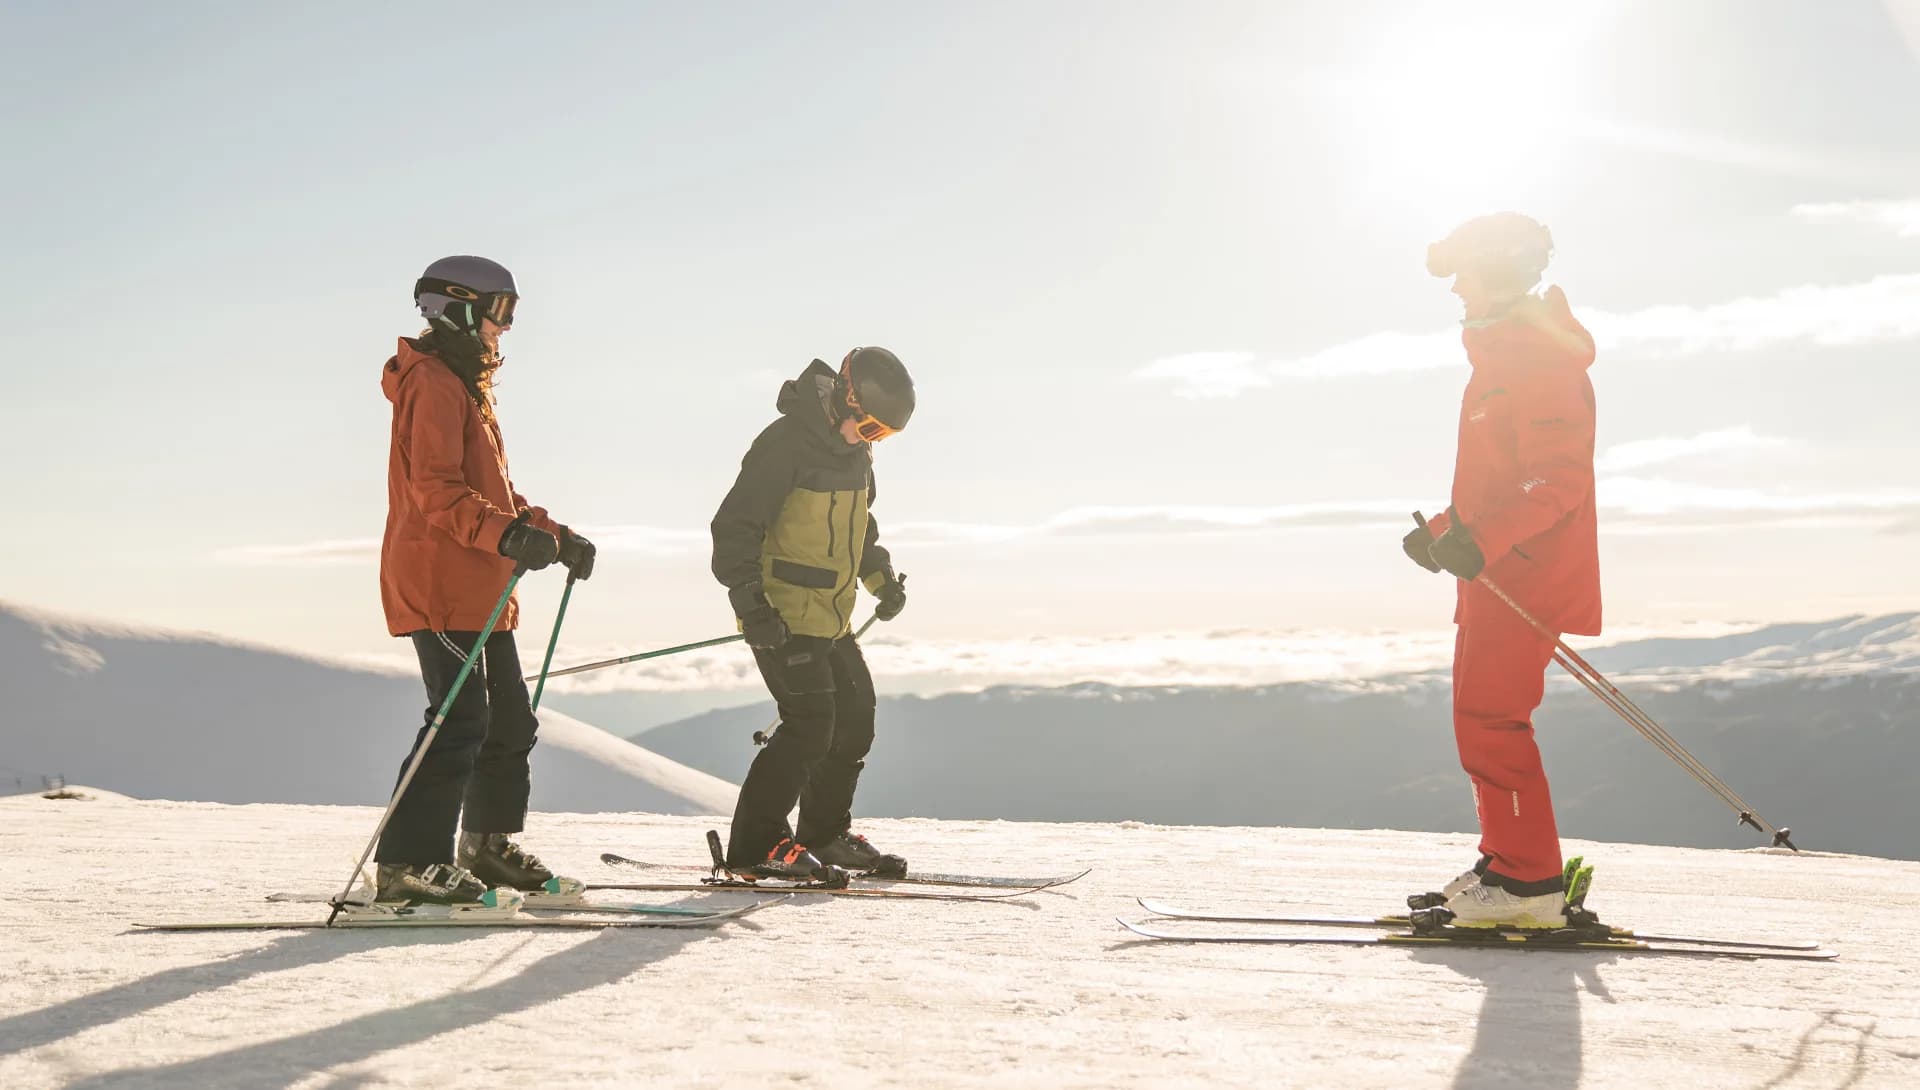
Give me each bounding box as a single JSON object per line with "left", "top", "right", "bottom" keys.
{"left": 0, "top": 929, "right": 475, "bottom": 1056}
{"left": 59, "top": 922, "right": 727, "bottom": 1089}
{"left": 1410, "top": 948, "right": 1614, "bottom": 1090}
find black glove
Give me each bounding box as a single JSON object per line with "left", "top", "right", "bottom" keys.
{"left": 873, "top": 572, "right": 908, "bottom": 622}
{"left": 1402, "top": 524, "right": 1442, "bottom": 573}
{"left": 741, "top": 605, "right": 790, "bottom": 651}
{"left": 497, "top": 512, "right": 559, "bottom": 571}
{"left": 728, "top": 582, "right": 790, "bottom": 650}
{"left": 557, "top": 526, "right": 596, "bottom": 582}
{"left": 1428, "top": 509, "right": 1487, "bottom": 581}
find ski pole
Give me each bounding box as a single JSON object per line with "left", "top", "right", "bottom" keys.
{"left": 523, "top": 633, "right": 743, "bottom": 682}
{"left": 1413, "top": 513, "right": 1797, "bottom": 850}
{"left": 752, "top": 613, "right": 882, "bottom": 746}
{"left": 329, "top": 566, "right": 527, "bottom": 925}
{"left": 528, "top": 574, "right": 575, "bottom": 713}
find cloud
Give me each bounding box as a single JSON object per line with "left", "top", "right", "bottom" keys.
{"left": 1597, "top": 478, "right": 1920, "bottom": 530}
{"left": 1139, "top": 274, "right": 1920, "bottom": 398}
{"left": 211, "top": 539, "right": 378, "bottom": 566}
{"left": 542, "top": 627, "right": 1465, "bottom": 694}
{"left": 1594, "top": 427, "right": 1791, "bottom": 474}
{"left": 541, "top": 617, "right": 1770, "bottom": 695}
{"left": 219, "top": 474, "right": 1920, "bottom": 569}
{"left": 888, "top": 501, "right": 1421, "bottom": 547}
{"left": 1791, "top": 199, "right": 1920, "bottom": 237}
{"left": 215, "top": 524, "right": 706, "bottom": 567}
{"left": 581, "top": 525, "right": 709, "bottom": 554}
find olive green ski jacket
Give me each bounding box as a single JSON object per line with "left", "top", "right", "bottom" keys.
{"left": 711, "top": 359, "right": 895, "bottom": 639}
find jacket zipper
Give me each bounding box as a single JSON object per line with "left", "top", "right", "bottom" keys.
{"left": 831, "top": 489, "right": 859, "bottom": 634}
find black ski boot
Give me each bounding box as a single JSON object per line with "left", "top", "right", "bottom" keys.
{"left": 730, "top": 836, "right": 850, "bottom": 886}
{"left": 458, "top": 831, "right": 556, "bottom": 892}
{"left": 810, "top": 831, "right": 908, "bottom": 878}
{"left": 373, "top": 862, "right": 492, "bottom": 906}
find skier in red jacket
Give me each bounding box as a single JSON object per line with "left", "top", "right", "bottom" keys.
{"left": 1403, "top": 212, "right": 1600, "bottom": 928}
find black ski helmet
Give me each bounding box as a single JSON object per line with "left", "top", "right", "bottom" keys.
{"left": 836, "top": 347, "right": 915, "bottom": 435}
{"left": 414, "top": 255, "right": 519, "bottom": 340}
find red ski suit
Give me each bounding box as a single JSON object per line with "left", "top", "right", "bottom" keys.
{"left": 1425, "top": 286, "right": 1600, "bottom": 887}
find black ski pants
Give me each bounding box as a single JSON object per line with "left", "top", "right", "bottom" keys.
{"left": 375, "top": 630, "right": 539, "bottom": 865}
{"left": 726, "top": 633, "right": 877, "bottom": 866}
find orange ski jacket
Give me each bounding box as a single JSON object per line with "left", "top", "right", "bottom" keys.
{"left": 378, "top": 338, "right": 556, "bottom": 636}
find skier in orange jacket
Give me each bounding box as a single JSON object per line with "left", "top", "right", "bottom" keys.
{"left": 1404, "top": 213, "right": 1601, "bottom": 928}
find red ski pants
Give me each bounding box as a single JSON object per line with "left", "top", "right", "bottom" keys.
{"left": 1452, "top": 587, "right": 1563, "bottom": 885}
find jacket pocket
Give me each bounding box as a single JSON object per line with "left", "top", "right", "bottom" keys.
{"left": 770, "top": 557, "right": 838, "bottom": 589}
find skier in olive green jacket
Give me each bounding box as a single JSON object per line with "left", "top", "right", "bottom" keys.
{"left": 711, "top": 347, "right": 915, "bottom": 880}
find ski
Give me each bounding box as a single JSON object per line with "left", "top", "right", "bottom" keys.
{"left": 137, "top": 901, "right": 775, "bottom": 932}
{"left": 140, "top": 896, "right": 782, "bottom": 932}
{"left": 1135, "top": 898, "right": 1825, "bottom": 952}
{"left": 586, "top": 879, "right": 1037, "bottom": 903}
{"left": 266, "top": 889, "right": 727, "bottom": 919}
{"left": 1115, "top": 917, "right": 1837, "bottom": 961}
{"left": 600, "top": 850, "right": 1089, "bottom": 890}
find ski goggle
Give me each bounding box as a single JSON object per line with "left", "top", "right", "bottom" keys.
{"left": 479, "top": 291, "right": 516, "bottom": 328}
{"left": 417, "top": 278, "right": 518, "bottom": 329}
{"left": 849, "top": 413, "right": 897, "bottom": 443}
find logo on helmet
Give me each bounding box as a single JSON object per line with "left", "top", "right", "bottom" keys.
{"left": 442, "top": 284, "right": 480, "bottom": 301}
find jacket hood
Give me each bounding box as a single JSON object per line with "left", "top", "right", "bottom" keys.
{"left": 382, "top": 337, "right": 443, "bottom": 403}
{"left": 776, "top": 359, "right": 863, "bottom": 455}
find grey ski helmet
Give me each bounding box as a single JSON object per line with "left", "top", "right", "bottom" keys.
{"left": 836, "top": 346, "right": 915, "bottom": 441}
{"left": 414, "top": 255, "right": 518, "bottom": 338}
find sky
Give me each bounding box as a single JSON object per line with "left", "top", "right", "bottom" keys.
{"left": 5, "top": 1, "right": 1920, "bottom": 695}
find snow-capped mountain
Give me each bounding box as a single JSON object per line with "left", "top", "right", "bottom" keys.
{"left": 0, "top": 600, "right": 732, "bottom": 814}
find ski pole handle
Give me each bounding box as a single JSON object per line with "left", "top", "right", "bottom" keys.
{"left": 528, "top": 574, "right": 576, "bottom": 713}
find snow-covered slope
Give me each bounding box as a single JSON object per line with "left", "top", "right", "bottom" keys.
{"left": 1, "top": 793, "right": 1914, "bottom": 1089}
{"left": 0, "top": 600, "right": 732, "bottom": 815}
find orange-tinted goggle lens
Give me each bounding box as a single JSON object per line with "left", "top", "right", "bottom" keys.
{"left": 484, "top": 293, "right": 517, "bottom": 328}
{"left": 852, "top": 414, "right": 896, "bottom": 442}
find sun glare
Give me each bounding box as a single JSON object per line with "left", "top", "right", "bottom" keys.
{"left": 1312, "top": 7, "right": 1606, "bottom": 228}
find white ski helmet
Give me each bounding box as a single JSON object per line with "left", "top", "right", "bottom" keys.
{"left": 1426, "top": 213, "right": 1553, "bottom": 288}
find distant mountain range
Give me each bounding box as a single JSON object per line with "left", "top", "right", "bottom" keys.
{"left": 633, "top": 614, "right": 1920, "bottom": 861}
{"left": 9, "top": 597, "right": 1915, "bottom": 862}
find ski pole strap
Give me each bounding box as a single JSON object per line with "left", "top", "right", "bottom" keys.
{"left": 526, "top": 632, "right": 744, "bottom": 682}
{"left": 528, "top": 575, "right": 575, "bottom": 712}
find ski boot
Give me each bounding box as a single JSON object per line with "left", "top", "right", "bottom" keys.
{"left": 366, "top": 863, "right": 521, "bottom": 919}
{"left": 809, "top": 831, "right": 908, "bottom": 878}
{"left": 457, "top": 830, "right": 583, "bottom": 899}
{"left": 1407, "top": 855, "right": 1491, "bottom": 911}
{"left": 717, "top": 832, "right": 849, "bottom": 887}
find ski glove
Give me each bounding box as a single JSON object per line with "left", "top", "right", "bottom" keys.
{"left": 1402, "top": 524, "right": 1442, "bottom": 573}
{"left": 741, "top": 606, "right": 791, "bottom": 651}
{"left": 497, "top": 511, "right": 559, "bottom": 571}
{"left": 729, "top": 582, "right": 791, "bottom": 650}
{"left": 872, "top": 572, "right": 908, "bottom": 622}
{"left": 1428, "top": 508, "right": 1487, "bottom": 581}
{"left": 557, "top": 526, "right": 596, "bottom": 581}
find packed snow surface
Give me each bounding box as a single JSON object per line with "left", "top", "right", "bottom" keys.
{"left": 2, "top": 793, "right": 1915, "bottom": 1089}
